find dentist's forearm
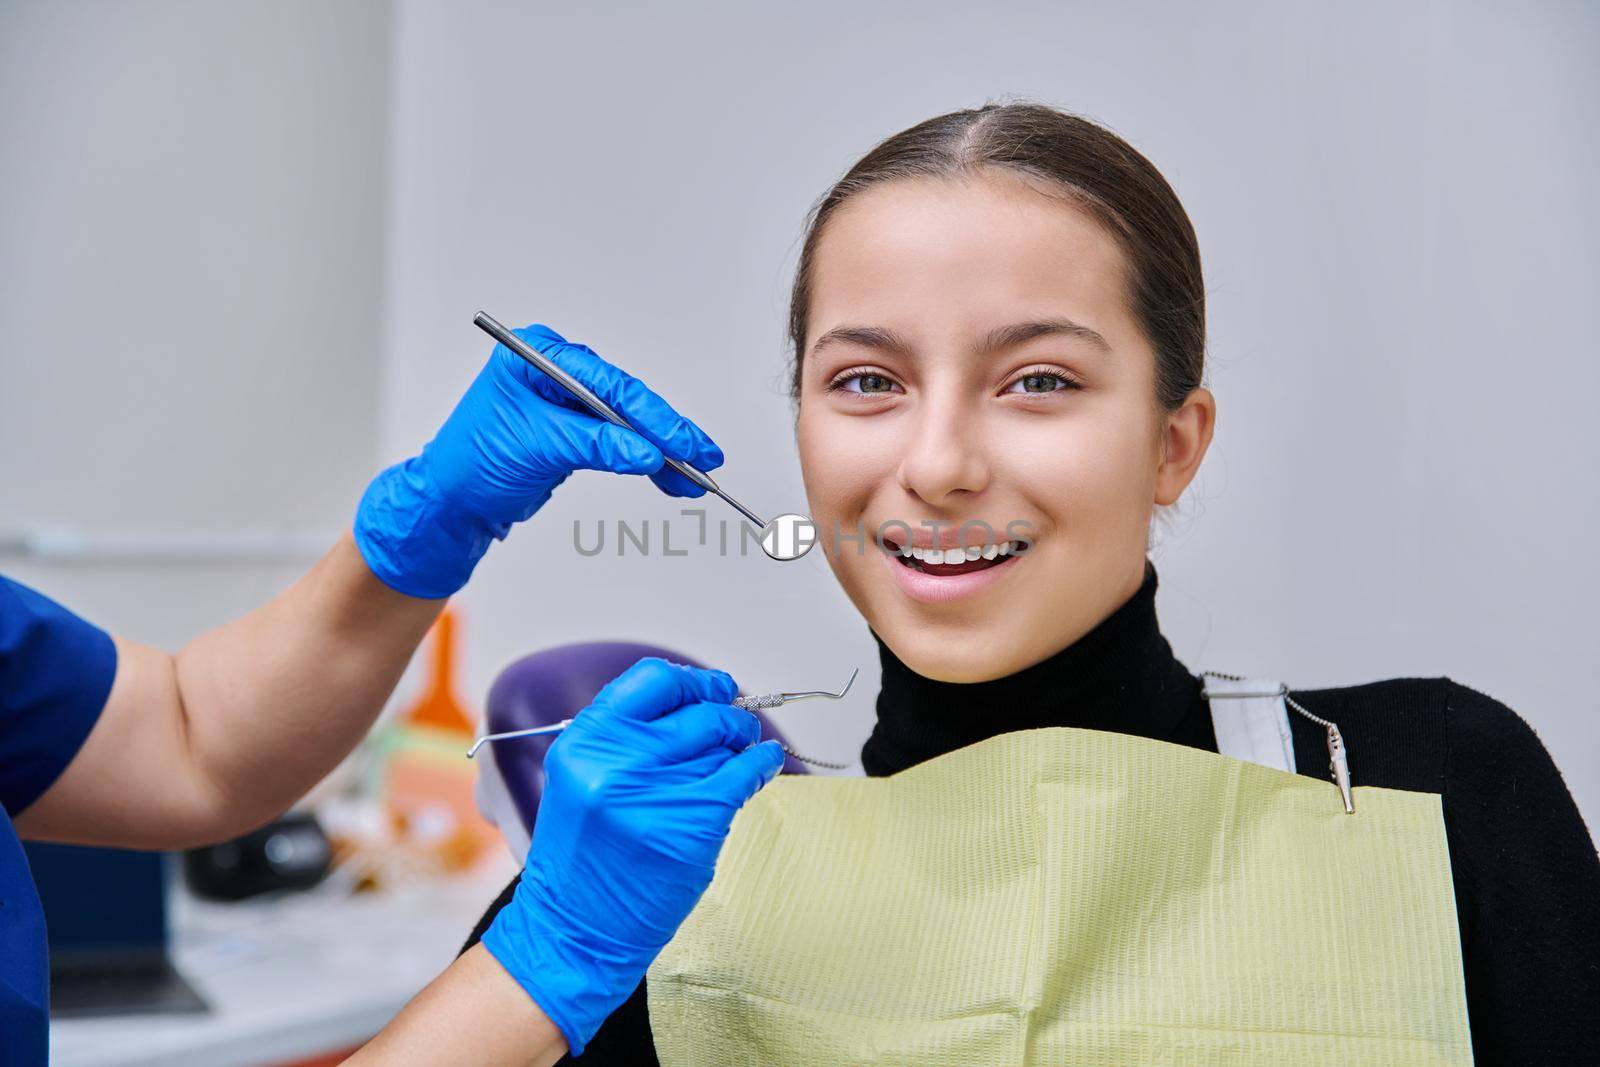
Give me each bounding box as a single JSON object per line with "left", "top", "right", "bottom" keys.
{"left": 18, "top": 532, "right": 444, "bottom": 847}
{"left": 344, "top": 945, "right": 568, "bottom": 1067}
{"left": 170, "top": 531, "right": 446, "bottom": 833}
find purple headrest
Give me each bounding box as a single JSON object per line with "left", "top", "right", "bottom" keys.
{"left": 485, "top": 641, "right": 809, "bottom": 840}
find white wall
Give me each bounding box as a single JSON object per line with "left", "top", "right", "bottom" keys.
{"left": 381, "top": 0, "right": 1600, "bottom": 829}
{"left": 1, "top": 1, "right": 390, "bottom": 646}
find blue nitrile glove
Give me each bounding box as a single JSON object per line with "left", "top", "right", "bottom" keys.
{"left": 354, "top": 324, "right": 725, "bottom": 597}
{"left": 481, "top": 658, "right": 786, "bottom": 1056}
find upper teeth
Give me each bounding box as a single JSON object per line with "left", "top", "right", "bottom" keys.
{"left": 901, "top": 541, "right": 1023, "bottom": 564}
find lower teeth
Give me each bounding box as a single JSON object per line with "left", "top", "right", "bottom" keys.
{"left": 900, "top": 554, "right": 1008, "bottom": 573}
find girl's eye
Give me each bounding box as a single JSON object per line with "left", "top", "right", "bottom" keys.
{"left": 1004, "top": 370, "right": 1080, "bottom": 395}
{"left": 829, "top": 370, "right": 901, "bottom": 395}
{"left": 825, "top": 367, "right": 1077, "bottom": 397}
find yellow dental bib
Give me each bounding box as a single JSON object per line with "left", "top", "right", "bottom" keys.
{"left": 646, "top": 727, "right": 1472, "bottom": 1065}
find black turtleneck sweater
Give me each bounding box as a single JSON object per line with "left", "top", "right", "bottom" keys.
{"left": 463, "top": 558, "right": 1600, "bottom": 1065}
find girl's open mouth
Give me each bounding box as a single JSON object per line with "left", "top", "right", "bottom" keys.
{"left": 879, "top": 537, "right": 1028, "bottom": 577}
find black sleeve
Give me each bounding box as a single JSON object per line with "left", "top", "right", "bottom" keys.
{"left": 459, "top": 876, "right": 660, "bottom": 1066}
{"left": 1442, "top": 679, "right": 1600, "bottom": 1064}
{"left": 459, "top": 874, "right": 519, "bottom": 956}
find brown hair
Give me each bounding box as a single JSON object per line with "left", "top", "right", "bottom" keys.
{"left": 786, "top": 102, "right": 1205, "bottom": 413}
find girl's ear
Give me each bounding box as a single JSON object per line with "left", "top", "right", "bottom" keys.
{"left": 1155, "top": 387, "right": 1215, "bottom": 506}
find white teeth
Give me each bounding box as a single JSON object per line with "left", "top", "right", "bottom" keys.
{"left": 897, "top": 541, "right": 1029, "bottom": 565}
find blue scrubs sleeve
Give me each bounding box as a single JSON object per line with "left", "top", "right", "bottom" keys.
{"left": 0, "top": 576, "right": 117, "bottom": 815}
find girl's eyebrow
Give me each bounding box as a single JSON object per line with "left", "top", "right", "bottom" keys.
{"left": 809, "top": 324, "right": 913, "bottom": 360}
{"left": 810, "top": 318, "right": 1110, "bottom": 360}
{"left": 983, "top": 317, "right": 1110, "bottom": 355}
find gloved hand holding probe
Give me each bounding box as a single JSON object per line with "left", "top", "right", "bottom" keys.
{"left": 481, "top": 658, "right": 787, "bottom": 1056}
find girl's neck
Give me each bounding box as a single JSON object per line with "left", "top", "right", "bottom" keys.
{"left": 862, "top": 558, "right": 1208, "bottom": 776}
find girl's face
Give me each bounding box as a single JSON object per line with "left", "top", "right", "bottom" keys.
{"left": 796, "top": 172, "right": 1214, "bottom": 683}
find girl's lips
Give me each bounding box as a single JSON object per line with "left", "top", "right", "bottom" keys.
{"left": 878, "top": 542, "right": 1024, "bottom": 605}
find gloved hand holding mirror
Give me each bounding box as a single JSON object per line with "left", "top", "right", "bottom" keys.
{"left": 473, "top": 312, "right": 818, "bottom": 563}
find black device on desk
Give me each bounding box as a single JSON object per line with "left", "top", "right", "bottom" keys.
{"left": 22, "top": 842, "right": 208, "bottom": 1018}
{"left": 182, "top": 812, "right": 332, "bottom": 901}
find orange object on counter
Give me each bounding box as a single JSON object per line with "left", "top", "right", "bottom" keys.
{"left": 402, "top": 608, "right": 474, "bottom": 735}
{"left": 380, "top": 608, "right": 501, "bottom": 871}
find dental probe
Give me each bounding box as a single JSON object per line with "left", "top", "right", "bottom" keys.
{"left": 725, "top": 667, "right": 858, "bottom": 710}
{"left": 466, "top": 719, "right": 569, "bottom": 759}
{"left": 466, "top": 668, "right": 859, "bottom": 769}
{"left": 473, "top": 311, "right": 815, "bottom": 561}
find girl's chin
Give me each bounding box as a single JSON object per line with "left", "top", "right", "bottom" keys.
{"left": 880, "top": 636, "right": 1040, "bottom": 683}
{"left": 867, "top": 609, "right": 1048, "bottom": 681}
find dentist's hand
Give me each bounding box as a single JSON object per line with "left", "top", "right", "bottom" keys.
{"left": 354, "top": 323, "right": 724, "bottom": 597}
{"left": 481, "top": 658, "right": 786, "bottom": 1056}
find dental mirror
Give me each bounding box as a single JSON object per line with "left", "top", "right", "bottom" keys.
{"left": 759, "top": 513, "right": 818, "bottom": 562}
{"left": 475, "top": 310, "right": 815, "bottom": 564}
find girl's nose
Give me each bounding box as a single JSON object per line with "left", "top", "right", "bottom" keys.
{"left": 893, "top": 394, "right": 991, "bottom": 508}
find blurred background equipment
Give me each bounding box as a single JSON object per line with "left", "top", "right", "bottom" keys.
{"left": 182, "top": 814, "right": 333, "bottom": 903}
{"left": 24, "top": 843, "right": 207, "bottom": 1019}
{"left": 371, "top": 608, "right": 502, "bottom": 873}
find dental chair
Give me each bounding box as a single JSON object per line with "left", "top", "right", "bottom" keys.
{"left": 474, "top": 641, "right": 808, "bottom": 860}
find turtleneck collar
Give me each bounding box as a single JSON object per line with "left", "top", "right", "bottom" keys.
{"left": 861, "top": 558, "right": 1208, "bottom": 777}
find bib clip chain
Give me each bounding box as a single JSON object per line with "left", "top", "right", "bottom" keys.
{"left": 1200, "top": 671, "right": 1355, "bottom": 814}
